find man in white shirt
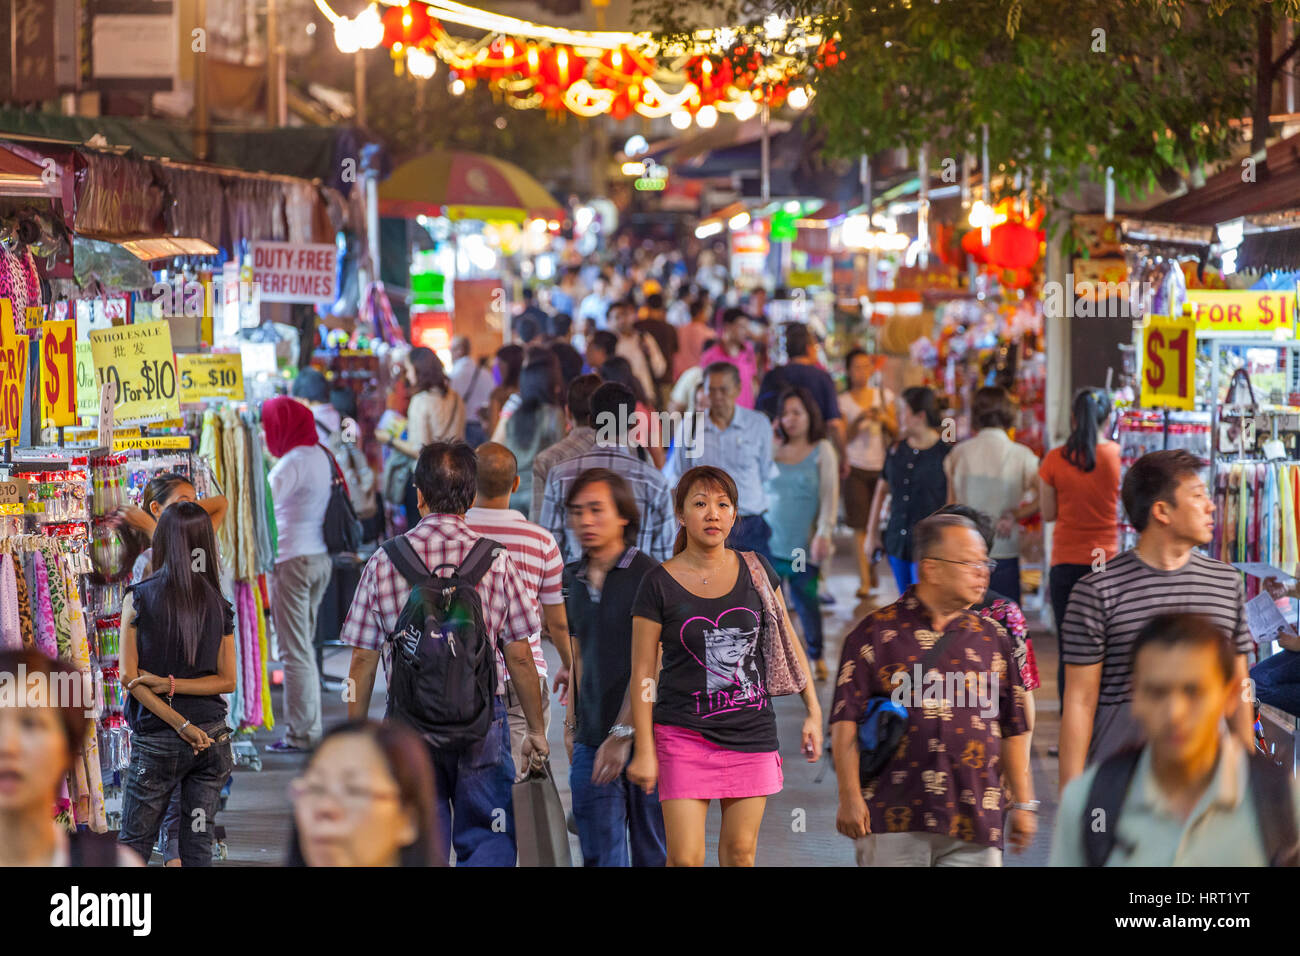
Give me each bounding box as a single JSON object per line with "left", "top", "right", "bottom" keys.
{"left": 465, "top": 443, "right": 573, "bottom": 780}
{"left": 578, "top": 274, "right": 612, "bottom": 331}
{"left": 610, "top": 299, "right": 665, "bottom": 405}
{"left": 448, "top": 335, "right": 494, "bottom": 426}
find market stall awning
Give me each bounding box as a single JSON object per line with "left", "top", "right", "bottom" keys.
{"left": 379, "top": 149, "right": 563, "bottom": 223}
{"left": 0, "top": 144, "right": 61, "bottom": 198}
{"left": 1145, "top": 133, "right": 1300, "bottom": 225}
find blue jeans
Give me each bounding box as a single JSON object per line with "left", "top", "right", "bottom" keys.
{"left": 427, "top": 698, "right": 517, "bottom": 866}
{"left": 888, "top": 556, "right": 918, "bottom": 593}
{"left": 159, "top": 789, "right": 182, "bottom": 863}
{"left": 770, "top": 557, "right": 824, "bottom": 661}
{"left": 119, "top": 726, "right": 233, "bottom": 867}
{"left": 569, "top": 743, "right": 666, "bottom": 867}
{"left": 728, "top": 514, "right": 773, "bottom": 560}
{"left": 1252, "top": 650, "right": 1300, "bottom": 717}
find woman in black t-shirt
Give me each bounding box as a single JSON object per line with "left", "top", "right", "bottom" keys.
{"left": 119, "top": 501, "right": 237, "bottom": 867}
{"left": 628, "top": 466, "right": 822, "bottom": 867}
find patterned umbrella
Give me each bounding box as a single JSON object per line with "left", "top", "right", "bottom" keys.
{"left": 379, "top": 149, "right": 564, "bottom": 223}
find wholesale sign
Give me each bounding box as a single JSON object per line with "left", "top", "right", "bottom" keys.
{"left": 178, "top": 353, "right": 245, "bottom": 402}
{"left": 89, "top": 320, "right": 180, "bottom": 424}
{"left": 251, "top": 242, "right": 339, "bottom": 304}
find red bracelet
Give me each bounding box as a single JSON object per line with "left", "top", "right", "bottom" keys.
{"left": 169, "top": 674, "right": 175, "bottom": 697}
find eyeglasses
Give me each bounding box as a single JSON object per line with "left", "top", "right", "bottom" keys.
{"left": 288, "top": 777, "right": 401, "bottom": 808}
{"left": 928, "top": 557, "right": 998, "bottom": 573}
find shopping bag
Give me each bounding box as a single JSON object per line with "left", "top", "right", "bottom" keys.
{"left": 512, "top": 763, "right": 573, "bottom": 867}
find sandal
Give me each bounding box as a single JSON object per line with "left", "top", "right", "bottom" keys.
{"left": 264, "top": 739, "right": 307, "bottom": 754}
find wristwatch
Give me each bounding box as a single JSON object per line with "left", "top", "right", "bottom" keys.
{"left": 1011, "top": 800, "right": 1040, "bottom": 813}
{"left": 609, "top": 723, "right": 635, "bottom": 740}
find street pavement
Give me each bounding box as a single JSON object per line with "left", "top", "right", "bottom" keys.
{"left": 213, "top": 531, "right": 1062, "bottom": 867}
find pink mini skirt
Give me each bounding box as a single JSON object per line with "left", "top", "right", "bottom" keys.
{"left": 653, "top": 723, "right": 783, "bottom": 801}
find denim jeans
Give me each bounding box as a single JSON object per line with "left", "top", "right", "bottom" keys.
{"left": 888, "top": 556, "right": 918, "bottom": 594}
{"left": 158, "top": 789, "right": 182, "bottom": 863}
{"left": 1251, "top": 650, "right": 1300, "bottom": 716}
{"left": 119, "top": 726, "right": 233, "bottom": 867}
{"left": 728, "top": 514, "right": 773, "bottom": 560}
{"left": 427, "top": 698, "right": 517, "bottom": 866}
{"left": 569, "top": 743, "right": 666, "bottom": 867}
{"left": 769, "top": 557, "right": 824, "bottom": 661}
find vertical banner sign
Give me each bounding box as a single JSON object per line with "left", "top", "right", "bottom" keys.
{"left": 89, "top": 320, "right": 180, "bottom": 424}
{"left": 1141, "top": 315, "right": 1197, "bottom": 411}
{"left": 41, "top": 318, "right": 78, "bottom": 427}
{"left": 0, "top": 299, "right": 30, "bottom": 441}
{"left": 75, "top": 342, "right": 98, "bottom": 419}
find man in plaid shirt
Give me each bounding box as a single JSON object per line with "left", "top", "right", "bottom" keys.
{"left": 342, "top": 442, "right": 548, "bottom": 866}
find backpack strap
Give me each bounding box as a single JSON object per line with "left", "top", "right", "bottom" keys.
{"left": 381, "top": 535, "right": 433, "bottom": 587}
{"left": 458, "top": 537, "right": 504, "bottom": 587}
{"left": 1249, "top": 755, "right": 1300, "bottom": 867}
{"left": 1083, "top": 748, "right": 1144, "bottom": 867}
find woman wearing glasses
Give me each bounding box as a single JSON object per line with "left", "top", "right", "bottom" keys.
{"left": 288, "top": 720, "right": 442, "bottom": 867}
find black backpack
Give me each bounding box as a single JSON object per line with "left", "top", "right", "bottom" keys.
{"left": 1083, "top": 747, "right": 1300, "bottom": 866}
{"left": 381, "top": 534, "right": 504, "bottom": 750}
{"left": 320, "top": 443, "right": 363, "bottom": 554}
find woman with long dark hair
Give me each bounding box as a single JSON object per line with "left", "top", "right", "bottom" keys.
{"left": 483, "top": 343, "right": 525, "bottom": 441}
{"left": 496, "top": 358, "right": 566, "bottom": 518}
{"left": 626, "top": 466, "right": 822, "bottom": 866}
{"left": 0, "top": 649, "right": 143, "bottom": 866}
{"left": 378, "top": 347, "right": 467, "bottom": 528}
{"left": 287, "top": 720, "right": 443, "bottom": 867}
{"left": 120, "top": 472, "right": 227, "bottom": 584}
{"left": 118, "top": 502, "right": 237, "bottom": 867}
{"left": 864, "top": 386, "right": 952, "bottom": 594}
{"left": 1038, "top": 387, "right": 1119, "bottom": 709}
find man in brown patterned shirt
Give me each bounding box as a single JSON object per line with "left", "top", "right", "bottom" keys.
{"left": 831, "top": 513, "right": 1037, "bottom": 866}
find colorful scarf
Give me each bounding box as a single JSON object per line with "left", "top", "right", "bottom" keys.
{"left": 31, "top": 551, "right": 58, "bottom": 659}
{"left": 0, "top": 554, "right": 20, "bottom": 651}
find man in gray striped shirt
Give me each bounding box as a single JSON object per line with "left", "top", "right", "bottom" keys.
{"left": 1059, "top": 450, "right": 1256, "bottom": 792}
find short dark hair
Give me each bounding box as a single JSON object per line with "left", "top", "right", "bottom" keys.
{"left": 590, "top": 382, "right": 637, "bottom": 436}
{"left": 0, "top": 648, "right": 90, "bottom": 763}
{"left": 971, "top": 386, "right": 1015, "bottom": 431}
{"left": 901, "top": 385, "right": 943, "bottom": 429}
{"left": 588, "top": 330, "right": 618, "bottom": 359}
{"left": 1121, "top": 449, "right": 1206, "bottom": 533}
{"left": 292, "top": 368, "right": 330, "bottom": 404}
{"left": 549, "top": 312, "right": 572, "bottom": 338}
{"left": 515, "top": 314, "right": 542, "bottom": 344}
{"left": 414, "top": 441, "right": 477, "bottom": 515}
{"left": 720, "top": 307, "right": 749, "bottom": 328}
{"left": 934, "top": 504, "right": 994, "bottom": 551}
{"left": 606, "top": 299, "right": 635, "bottom": 322}
{"left": 783, "top": 322, "right": 811, "bottom": 360}
{"left": 565, "top": 467, "right": 640, "bottom": 546}
{"left": 912, "top": 513, "right": 979, "bottom": 562}
{"left": 1132, "top": 613, "right": 1235, "bottom": 683}
{"left": 646, "top": 293, "right": 665, "bottom": 311}
{"left": 566, "top": 373, "right": 602, "bottom": 426}
{"left": 775, "top": 386, "right": 826, "bottom": 443}
{"left": 704, "top": 361, "right": 741, "bottom": 389}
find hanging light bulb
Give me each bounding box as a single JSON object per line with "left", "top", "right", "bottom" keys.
{"left": 696, "top": 105, "right": 718, "bottom": 128}
{"left": 334, "top": 17, "right": 362, "bottom": 54}
{"left": 356, "top": 4, "right": 384, "bottom": 50}
{"left": 449, "top": 75, "right": 467, "bottom": 95}
{"left": 733, "top": 96, "right": 758, "bottom": 121}
{"left": 670, "top": 110, "right": 692, "bottom": 130}
{"left": 407, "top": 47, "right": 437, "bottom": 79}
{"left": 787, "top": 86, "right": 809, "bottom": 110}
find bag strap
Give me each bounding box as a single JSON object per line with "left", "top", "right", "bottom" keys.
{"left": 919, "top": 618, "right": 973, "bottom": 675}
{"left": 739, "top": 550, "right": 777, "bottom": 618}
{"left": 318, "top": 442, "right": 347, "bottom": 489}
{"left": 1249, "top": 755, "right": 1300, "bottom": 867}
{"left": 1083, "top": 748, "right": 1144, "bottom": 867}
{"left": 458, "top": 537, "right": 504, "bottom": 587}
{"left": 381, "top": 535, "right": 433, "bottom": 588}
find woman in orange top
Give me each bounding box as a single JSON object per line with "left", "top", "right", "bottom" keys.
{"left": 1038, "top": 388, "right": 1120, "bottom": 711}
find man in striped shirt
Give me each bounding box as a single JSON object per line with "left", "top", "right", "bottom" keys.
{"left": 467, "top": 442, "right": 573, "bottom": 782}
{"left": 531, "top": 373, "right": 602, "bottom": 518}
{"left": 539, "top": 382, "right": 676, "bottom": 563}
{"left": 341, "top": 442, "right": 547, "bottom": 866}
{"left": 1059, "top": 450, "right": 1255, "bottom": 791}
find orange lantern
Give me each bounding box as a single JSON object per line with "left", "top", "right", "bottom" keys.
{"left": 988, "top": 221, "right": 1040, "bottom": 270}
{"left": 382, "top": 2, "right": 432, "bottom": 48}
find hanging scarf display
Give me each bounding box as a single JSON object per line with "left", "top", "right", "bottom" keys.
{"left": 0, "top": 554, "right": 20, "bottom": 651}
{"left": 31, "top": 551, "right": 58, "bottom": 659}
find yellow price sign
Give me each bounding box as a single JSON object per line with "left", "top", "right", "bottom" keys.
{"left": 40, "top": 319, "right": 78, "bottom": 428}
{"left": 25, "top": 306, "right": 45, "bottom": 333}
{"left": 178, "top": 353, "right": 244, "bottom": 402}
{"left": 75, "top": 342, "right": 98, "bottom": 419}
{"left": 111, "top": 435, "right": 192, "bottom": 452}
{"left": 0, "top": 299, "right": 30, "bottom": 442}
{"left": 89, "top": 320, "right": 181, "bottom": 425}
{"left": 1141, "top": 315, "right": 1197, "bottom": 411}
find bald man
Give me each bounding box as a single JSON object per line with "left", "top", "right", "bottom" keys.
{"left": 466, "top": 442, "right": 573, "bottom": 780}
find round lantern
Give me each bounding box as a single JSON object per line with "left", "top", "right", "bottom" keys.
{"left": 382, "top": 2, "right": 432, "bottom": 49}
{"left": 961, "top": 228, "right": 990, "bottom": 265}
{"left": 987, "top": 221, "right": 1040, "bottom": 270}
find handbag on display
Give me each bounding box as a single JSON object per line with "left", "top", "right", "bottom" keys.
{"left": 740, "top": 550, "right": 809, "bottom": 697}
{"left": 1219, "top": 368, "right": 1259, "bottom": 455}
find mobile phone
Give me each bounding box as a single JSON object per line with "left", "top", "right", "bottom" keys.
{"left": 209, "top": 726, "right": 233, "bottom": 744}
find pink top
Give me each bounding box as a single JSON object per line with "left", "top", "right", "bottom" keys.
{"left": 699, "top": 341, "right": 759, "bottom": 409}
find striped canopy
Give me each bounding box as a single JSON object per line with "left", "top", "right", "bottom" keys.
{"left": 379, "top": 148, "right": 564, "bottom": 223}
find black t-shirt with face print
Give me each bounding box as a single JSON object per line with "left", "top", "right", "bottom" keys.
{"left": 631, "top": 550, "right": 780, "bottom": 752}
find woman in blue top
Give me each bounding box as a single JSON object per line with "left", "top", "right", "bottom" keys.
{"left": 765, "top": 386, "right": 840, "bottom": 681}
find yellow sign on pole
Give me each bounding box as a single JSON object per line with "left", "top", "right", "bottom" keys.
{"left": 75, "top": 342, "right": 98, "bottom": 419}
{"left": 41, "top": 319, "right": 78, "bottom": 428}
{"left": 89, "top": 320, "right": 181, "bottom": 425}
{"left": 178, "top": 352, "right": 245, "bottom": 402}
{"left": 1141, "top": 315, "right": 1197, "bottom": 411}
{"left": 0, "top": 299, "right": 29, "bottom": 442}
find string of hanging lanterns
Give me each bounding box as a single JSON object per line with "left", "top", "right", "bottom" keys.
{"left": 316, "top": 0, "right": 842, "bottom": 123}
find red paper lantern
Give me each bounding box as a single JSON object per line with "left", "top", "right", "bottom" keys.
{"left": 961, "top": 228, "right": 990, "bottom": 265}
{"left": 685, "top": 56, "right": 734, "bottom": 105}
{"left": 383, "top": 2, "right": 432, "bottom": 48}
{"left": 987, "top": 221, "right": 1040, "bottom": 270}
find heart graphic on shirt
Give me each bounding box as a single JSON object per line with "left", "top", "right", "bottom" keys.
{"left": 680, "top": 606, "right": 763, "bottom": 695}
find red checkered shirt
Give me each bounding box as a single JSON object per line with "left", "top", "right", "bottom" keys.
{"left": 340, "top": 513, "right": 542, "bottom": 693}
